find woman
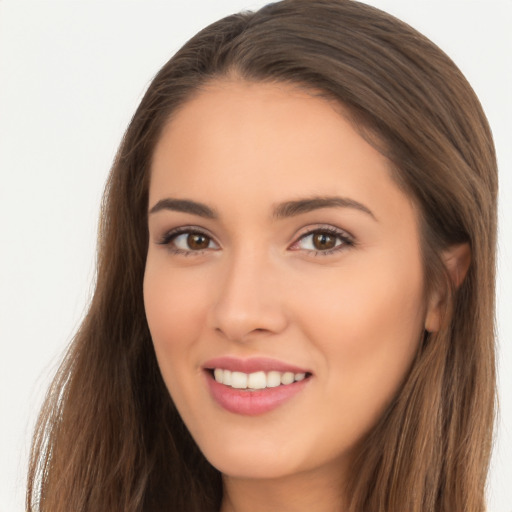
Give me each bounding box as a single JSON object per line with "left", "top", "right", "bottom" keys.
{"left": 27, "top": 1, "right": 498, "bottom": 511}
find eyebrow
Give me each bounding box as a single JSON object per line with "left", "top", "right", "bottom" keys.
{"left": 272, "top": 196, "right": 376, "bottom": 220}
{"left": 148, "top": 195, "right": 376, "bottom": 221}
{"left": 149, "top": 198, "right": 217, "bottom": 218}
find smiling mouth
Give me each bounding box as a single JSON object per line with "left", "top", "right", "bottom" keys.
{"left": 208, "top": 368, "right": 312, "bottom": 390}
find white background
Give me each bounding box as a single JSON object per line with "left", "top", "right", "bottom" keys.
{"left": 0, "top": 1, "right": 510, "bottom": 511}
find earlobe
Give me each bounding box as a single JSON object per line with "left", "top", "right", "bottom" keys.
{"left": 424, "top": 243, "right": 471, "bottom": 333}
{"left": 425, "top": 292, "right": 443, "bottom": 333}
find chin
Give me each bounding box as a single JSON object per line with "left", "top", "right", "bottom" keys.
{"left": 208, "top": 452, "right": 303, "bottom": 480}
{"left": 194, "top": 426, "right": 349, "bottom": 482}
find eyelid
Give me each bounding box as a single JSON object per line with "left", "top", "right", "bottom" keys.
{"left": 288, "top": 224, "right": 355, "bottom": 254}
{"left": 155, "top": 223, "right": 354, "bottom": 256}
{"left": 157, "top": 225, "right": 220, "bottom": 253}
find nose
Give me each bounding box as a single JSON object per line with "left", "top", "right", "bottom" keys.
{"left": 209, "top": 248, "right": 289, "bottom": 343}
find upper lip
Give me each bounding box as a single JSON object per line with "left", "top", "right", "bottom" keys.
{"left": 202, "top": 356, "right": 311, "bottom": 374}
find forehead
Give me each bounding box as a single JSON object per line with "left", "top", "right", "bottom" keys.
{"left": 149, "top": 80, "right": 415, "bottom": 225}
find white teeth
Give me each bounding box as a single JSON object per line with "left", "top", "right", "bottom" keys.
{"left": 231, "top": 371, "right": 248, "bottom": 389}
{"left": 214, "top": 368, "right": 223, "bottom": 382}
{"left": 266, "top": 371, "right": 281, "bottom": 388}
{"left": 212, "top": 368, "right": 308, "bottom": 389}
{"left": 248, "top": 371, "right": 266, "bottom": 390}
{"left": 281, "top": 372, "right": 294, "bottom": 385}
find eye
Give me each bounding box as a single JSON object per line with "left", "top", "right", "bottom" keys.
{"left": 158, "top": 228, "right": 219, "bottom": 255}
{"left": 290, "top": 227, "right": 354, "bottom": 255}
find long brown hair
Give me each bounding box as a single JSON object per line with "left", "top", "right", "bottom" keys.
{"left": 27, "top": 1, "right": 498, "bottom": 511}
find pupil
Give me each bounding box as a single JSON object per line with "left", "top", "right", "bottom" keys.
{"left": 188, "top": 233, "right": 209, "bottom": 250}
{"left": 313, "top": 232, "right": 335, "bottom": 250}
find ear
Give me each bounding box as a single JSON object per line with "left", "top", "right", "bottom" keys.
{"left": 442, "top": 242, "right": 471, "bottom": 289}
{"left": 424, "top": 242, "right": 471, "bottom": 333}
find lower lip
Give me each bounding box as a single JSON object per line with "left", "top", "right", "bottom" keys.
{"left": 205, "top": 372, "right": 310, "bottom": 416}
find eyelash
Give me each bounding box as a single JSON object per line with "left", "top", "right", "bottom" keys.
{"left": 291, "top": 226, "right": 355, "bottom": 256}
{"left": 157, "top": 225, "right": 355, "bottom": 257}
{"left": 157, "top": 226, "right": 217, "bottom": 256}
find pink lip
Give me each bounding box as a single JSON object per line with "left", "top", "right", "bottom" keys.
{"left": 202, "top": 356, "right": 312, "bottom": 416}
{"left": 202, "top": 356, "right": 310, "bottom": 374}
{"left": 205, "top": 374, "right": 310, "bottom": 416}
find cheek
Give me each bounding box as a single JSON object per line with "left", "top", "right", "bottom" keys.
{"left": 143, "top": 263, "right": 210, "bottom": 366}
{"left": 296, "top": 251, "right": 426, "bottom": 423}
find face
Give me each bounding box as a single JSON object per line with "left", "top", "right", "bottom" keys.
{"left": 144, "top": 81, "right": 433, "bottom": 482}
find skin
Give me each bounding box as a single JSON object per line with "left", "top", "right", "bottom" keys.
{"left": 143, "top": 80, "right": 443, "bottom": 512}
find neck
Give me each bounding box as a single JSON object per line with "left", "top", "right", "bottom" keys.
{"left": 220, "top": 465, "right": 347, "bottom": 512}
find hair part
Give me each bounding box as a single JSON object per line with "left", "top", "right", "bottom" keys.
{"left": 27, "top": 1, "right": 497, "bottom": 511}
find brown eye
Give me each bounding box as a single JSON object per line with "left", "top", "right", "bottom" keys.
{"left": 291, "top": 227, "right": 351, "bottom": 255}
{"left": 187, "top": 233, "right": 211, "bottom": 250}
{"left": 164, "top": 230, "right": 218, "bottom": 253}
{"left": 312, "top": 232, "right": 337, "bottom": 250}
